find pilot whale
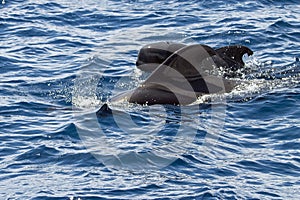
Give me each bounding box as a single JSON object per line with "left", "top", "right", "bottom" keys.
{"left": 107, "top": 43, "right": 253, "bottom": 106}
{"left": 136, "top": 41, "right": 253, "bottom": 78}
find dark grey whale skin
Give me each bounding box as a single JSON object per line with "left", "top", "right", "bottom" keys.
{"left": 97, "top": 42, "right": 253, "bottom": 115}
{"left": 136, "top": 42, "right": 253, "bottom": 76}
{"left": 126, "top": 43, "right": 253, "bottom": 105}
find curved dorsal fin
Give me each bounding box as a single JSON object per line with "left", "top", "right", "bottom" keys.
{"left": 216, "top": 45, "right": 253, "bottom": 66}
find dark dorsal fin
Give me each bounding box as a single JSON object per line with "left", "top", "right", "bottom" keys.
{"left": 96, "top": 103, "right": 112, "bottom": 117}
{"left": 216, "top": 45, "right": 253, "bottom": 66}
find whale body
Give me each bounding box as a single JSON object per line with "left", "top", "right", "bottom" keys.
{"left": 108, "top": 43, "right": 253, "bottom": 106}
{"left": 136, "top": 42, "right": 253, "bottom": 78}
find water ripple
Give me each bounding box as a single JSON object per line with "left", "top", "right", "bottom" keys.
{"left": 0, "top": 0, "right": 300, "bottom": 199}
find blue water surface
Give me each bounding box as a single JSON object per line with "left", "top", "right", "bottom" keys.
{"left": 1, "top": 0, "right": 300, "bottom": 199}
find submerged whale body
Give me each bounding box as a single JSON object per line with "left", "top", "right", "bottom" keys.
{"left": 102, "top": 42, "right": 253, "bottom": 108}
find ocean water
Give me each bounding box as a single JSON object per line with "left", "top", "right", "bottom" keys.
{"left": 1, "top": 0, "right": 300, "bottom": 199}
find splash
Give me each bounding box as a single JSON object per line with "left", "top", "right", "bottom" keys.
{"left": 195, "top": 57, "right": 300, "bottom": 104}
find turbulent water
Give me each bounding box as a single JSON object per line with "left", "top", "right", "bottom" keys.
{"left": 1, "top": 0, "right": 300, "bottom": 199}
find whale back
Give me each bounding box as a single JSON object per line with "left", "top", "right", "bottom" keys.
{"left": 110, "top": 43, "right": 253, "bottom": 106}
{"left": 137, "top": 43, "right": 253, "bottom": 74}
{"left": 129, "top": 44, "right": 233, "bottom": 105}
